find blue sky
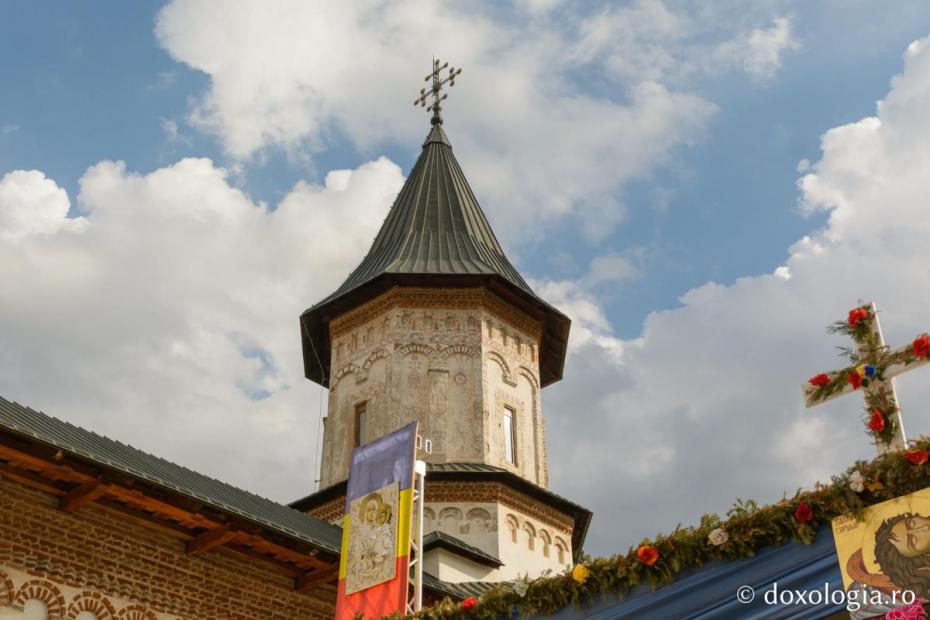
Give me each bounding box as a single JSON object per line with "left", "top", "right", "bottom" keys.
{"left": 4, "top": 1, "right": 930, "bottom": 555}
{"left": 4, "top": 2, "right": 929, "bottom": 338}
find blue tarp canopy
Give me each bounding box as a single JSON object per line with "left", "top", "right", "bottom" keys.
{"left": 539, "top": 526, "right": 846, "bottom": 619}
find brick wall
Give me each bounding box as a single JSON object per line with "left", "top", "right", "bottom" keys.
{"left": 0, "top": 477, "right": 335, "bottom": 619}
{"left": 307, "top": 497, "right": 344, "bottom": 524}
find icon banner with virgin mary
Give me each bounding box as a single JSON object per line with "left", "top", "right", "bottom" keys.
{"left": 335, "top": 421, "right": 417, "bottom": 620}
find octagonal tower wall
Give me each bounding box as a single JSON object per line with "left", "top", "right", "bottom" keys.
{"left": 318, "top": 287, "right": 548, "bottom": 489}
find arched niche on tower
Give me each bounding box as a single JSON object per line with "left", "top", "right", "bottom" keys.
{"left": 539, "top": 529, "right": 552, "bottom": 558}
{"left": 438, "top": 507, "right": 463, "bottom": 534}
{"left": 462, "top": 507, "right": 493, "bottom": 535}
{"left": 399, "top": 346, "right": 431, "bottom": 426}
{"left": 554, "top": 537, "right": 570, "bottom": 567}
{"left": 440, "top": 346, "right": 481, "bottom": 460}
{"left": 515, "top": 367, "right": 542, "bottom": 485}
{"left": 505, "top": 514, "right": 519, "bottom": 543}
{"left": 423, "top": 507, "right": 436, "bottom": 533}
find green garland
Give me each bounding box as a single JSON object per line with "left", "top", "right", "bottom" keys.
{"left": 404, "top": 437, "right": 930, "bottom": 620}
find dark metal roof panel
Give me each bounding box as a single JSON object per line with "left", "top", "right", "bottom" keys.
{"left": 315, "top": 123, "right": 535, "bottom": 307}
{"left": 0, "top": 396, "right": 342, "bottom": 554}
{"left": 421, "top": 572, "right": 505, "bottom": 602}
{"left": 423, "top": 531, "right": 503, "bottom": 567}
{"left": 427, "top": 462, "right": 507, "bottom": 474}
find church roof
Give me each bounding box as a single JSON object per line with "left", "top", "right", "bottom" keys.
{"left": 322, "top": 122, "right": 533, "bottom": 301}
{"left": 300, "top": 120, "right": 571, "bottom": 388}
{"left": 423, "top": 531, "right": 503, "bottom": 567}
{"left": 0, "top": 394, "right": 485, "bottom": 602}
{"left": 0, "top": 395, "right": 343, "bottom": 555}
{"left": 289, "top": 461, "right": 592, "bottom": 557}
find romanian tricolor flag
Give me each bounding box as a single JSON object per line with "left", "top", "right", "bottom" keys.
{"left": 335, "top": 421, "right": 418, "bottom": 620}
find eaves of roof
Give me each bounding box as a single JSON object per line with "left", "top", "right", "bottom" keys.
{"left": 289, "top": 462, "right": 592, "bottom": 558}
{"left": 423, "top": 531, "right": 503, "bottom": 568}
{"left": 0, "top": 396, "right": 343, "bottom": 556}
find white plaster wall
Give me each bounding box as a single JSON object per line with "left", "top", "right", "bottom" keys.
{"left": 495, "top": 509, "right": 571, "bottom": 581}
{"left": 419, "top": 503, "right": 571, "bottom": 583}
{"left": 422, "top": 549, "right": 496, "bottom": 583}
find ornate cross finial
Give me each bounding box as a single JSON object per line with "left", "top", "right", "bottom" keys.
{"left": 413, "top": 58, "right": 463, "bottom": 125}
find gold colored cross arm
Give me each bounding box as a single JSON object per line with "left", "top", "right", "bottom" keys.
{"left": 413, "top": 58, "right": 463, "bottom": 119}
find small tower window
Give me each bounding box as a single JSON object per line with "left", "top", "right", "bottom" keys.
{"left": 355, "top": 402, "right": 368, "bottom": 447}
{"left": 503, "top": 407, "right": 516, "bottom": 464}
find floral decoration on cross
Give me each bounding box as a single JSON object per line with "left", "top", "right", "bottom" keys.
{"left": 803, "top": 303, "right": 930, "bottom": 452}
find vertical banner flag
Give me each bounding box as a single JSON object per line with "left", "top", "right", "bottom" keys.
{"left": 335, "top": 421, "right": 418, "bottom": 620}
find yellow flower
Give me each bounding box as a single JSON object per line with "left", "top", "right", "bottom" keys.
{"left": 571, "top": 564, "right": 590, "bottom": 584}
{"left": 856, "top": 364, "right": 867, "bottom": 378}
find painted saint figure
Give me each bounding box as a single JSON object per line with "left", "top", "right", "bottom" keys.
{"left": 345, "top": 484, "right": 399, "bottom": 595}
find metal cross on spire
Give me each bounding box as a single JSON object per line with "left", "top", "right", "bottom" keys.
{"left": 802, "top": 301, "right": 930, "bottom": 455}
{"left": 413, "top": 58, "right": 463, "bottom": 124}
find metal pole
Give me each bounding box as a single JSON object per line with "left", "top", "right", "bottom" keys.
{"left": 414, "top": 459, "right": 426, "bottom": 612}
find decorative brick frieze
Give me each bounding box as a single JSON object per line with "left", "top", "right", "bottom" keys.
{"left": 116, "top": 605, "right": 159, "bottom": 620}
{"left": 0, "top": 477, "right": 335, "bottom": 620}
{"left": 329, "top": 288, "right": 542, "bottom": 341}
{"left": 306, "top": 497, "right": 344, "bottom": 524}
{"left": 66, "top": 590, "right": 118, "bottom": 619}
{"left": 12, "top": 579, "right": 66, "bottom": 617}
{"left": 0, "top": 567, "right": 12, "bottom": 606}
{"left": 304, "top": 480, "right": 573, "bottom": 537}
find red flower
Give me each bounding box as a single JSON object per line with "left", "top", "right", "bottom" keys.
{"left": 795, "top": 502, "right": 814, "bottom": 523}
{"left": 869, "top": 410, "right": 886, "bottom": 433}
{"left": 808, "top": 373, "right": 830, "bottom": 387}
{"left": 461, "top": 597, "right": 478, "bottom": 610}
{"left": 913, "top": 335, "right": 930, "bottom": 359}
{"left": 848, "top": 372, "right": 863, "bottom": 389}
{"left": 637, "top": 544, "right": 660, "bottom": 566}
{"left": 848, "top": 307, "right": 869, "bottom": 327}
{"left": 907, "top": 450, "right": 929, "bottom": 465}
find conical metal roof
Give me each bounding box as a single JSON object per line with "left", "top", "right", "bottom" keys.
{"left": 300, "top": 120, "right": 570, "bottom": 387}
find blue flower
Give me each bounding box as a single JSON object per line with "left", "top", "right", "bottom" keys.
{"left": 865, "top": 365, "right": 877, "bottom": 377}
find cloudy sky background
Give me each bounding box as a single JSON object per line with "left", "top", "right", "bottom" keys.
{"left": 3, "top": 0, "right": 930, "bottom": 555}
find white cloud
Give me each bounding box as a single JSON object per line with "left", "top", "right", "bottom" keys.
{"left": 743, "top": 16, "right": 800, "bottom": 80}
{"left": 0, "top": 170, "right": 85, "bottom": 240}
{"left": 584, "top": 253, "right": 641, "bottom": 287}
{"left": 153, "top": 0, "right": 728, "bottom": 243}
{"left": 541, "top": 34, "right": 930, "bottom": 553}
{"left": 711, "top": 16, "right": 800, "bottom": 82}
{"left": 160, "top": 117, "right": 192, "bottom": 146}
{"left": 571, "top": 0, "right": 688, "bottom": 83}
{"left": 0, "top": 156, "right": 405, "bottom": 500}
{"left": 570, "top": 3, "right": 799, "bottom": 85}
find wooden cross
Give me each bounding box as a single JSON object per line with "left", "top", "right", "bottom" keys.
{"left": 803, "top": 302, "right": 930, "bottom": 454}
{"left": 413, "top": 58, "right": 463, "bottom": 121}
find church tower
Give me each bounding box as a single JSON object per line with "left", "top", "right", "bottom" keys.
{"left": 293, "top": 66, "right": 591, "bottom": 584}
